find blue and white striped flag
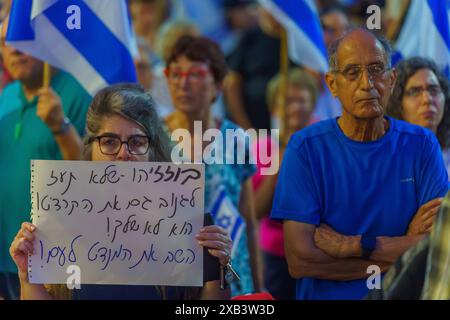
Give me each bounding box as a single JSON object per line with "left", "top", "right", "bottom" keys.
{"left": 393, "top": 0, "right": 450, "bottom": 77}
{"left": 208, "top": 186, "right": 245, "bottom": 256}
{"left": 259, "top": 0, "right": 328, "bottom": 73}
{"left": 6, "top": 0, "right": 137, "bottom": 96}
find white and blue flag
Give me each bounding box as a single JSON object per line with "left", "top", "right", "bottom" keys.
{"left": 259, "top": 0, "right": 328, "bottom": 73}
{"left": 6, "top": 0, "right": 137, "bottom": 96}
{"left": 393, "top": 0, "right": 450, "bottom": 77}
{"left": 208, "top": 186, "right": 245, "bottom": 256}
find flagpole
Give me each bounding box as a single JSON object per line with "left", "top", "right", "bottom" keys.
{"left": 43, "top": 62, "right": 51, "bottom": 88}
{"left": 386, "top": 0, "right": 410, "bottom": 42}
{"left": 278, "top": 27, "right": 289, "bottom": 147}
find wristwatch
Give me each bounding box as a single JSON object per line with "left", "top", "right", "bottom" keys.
{"left": 360, "top": 234, "right": 377, "bottom": 259}
{"left": 53, "top": 117, "right": 71, "bottom": 135}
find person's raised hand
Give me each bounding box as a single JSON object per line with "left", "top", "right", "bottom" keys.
{"left": 9, "top": 222, "right": 36, "bottom": 279}
{"left": 36, "top": 87, "right": 65, "bottom": 133}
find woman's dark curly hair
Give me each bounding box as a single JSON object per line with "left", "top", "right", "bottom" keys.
{"left": 166, "top": 35, "right": 228, "bottom": 85}
{"left": 386, "top": 57, "right": 450, "bottom": 149}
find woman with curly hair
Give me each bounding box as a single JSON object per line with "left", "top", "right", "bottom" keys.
{"left": 163, "top": 35, "right": 262, "bottom": 296}
{"left": 387, "top": 57, "right": 450, "bottom": 176}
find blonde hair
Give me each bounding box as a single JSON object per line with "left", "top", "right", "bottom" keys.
{"left": 266, "top": 67, "right": 319, "bottom": 112}
{"left": 155, "top": 20, "right": 199, "bottom": 64}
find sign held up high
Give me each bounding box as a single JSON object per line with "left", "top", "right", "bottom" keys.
{"left": 28, "top": 160, "right": 205, "bottom": 287}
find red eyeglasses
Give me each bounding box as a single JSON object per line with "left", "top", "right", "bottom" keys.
{"left": 164, "top": 66, "right": 210, "bottom": 83}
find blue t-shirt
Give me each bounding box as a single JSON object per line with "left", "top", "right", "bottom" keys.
{"left": 271, "top": 117, "right": 449, "bottom": 300}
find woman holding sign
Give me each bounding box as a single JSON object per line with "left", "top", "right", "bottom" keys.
{"left": 10, "top": 84, "right": 233, "bottom": 300}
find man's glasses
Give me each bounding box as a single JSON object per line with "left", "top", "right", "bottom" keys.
{"left": 332, "top": 63, "right": 389, "bottom": 82}
{"left": 164, "top": 66, "right": 210, "bottom": 84}
{"left": 90, "top": 135, "right": 150, "bottom": 155}
{"left": 404, "top": 85, "right": 443, "bottom": 98}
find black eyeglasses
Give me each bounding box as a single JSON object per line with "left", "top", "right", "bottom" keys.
{"left": 89, "top": 134, "right": 150, "bottom": 155}
{"left": 332, "top": 63, "right": 389, "bottom": 82}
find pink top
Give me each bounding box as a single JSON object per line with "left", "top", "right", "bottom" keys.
{"left": 252, "top": 118, "right": 319, "bottom": 257}
{"left": 251, "top": 136, "right": 285, "bottom": 256}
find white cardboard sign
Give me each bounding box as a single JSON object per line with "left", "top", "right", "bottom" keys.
{"left": 28, "top": 160, "right": 204, "bottom": 286}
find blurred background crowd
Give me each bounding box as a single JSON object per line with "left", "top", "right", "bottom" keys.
{"left": 0, "top": 0, "right": 449, "bottom": 301}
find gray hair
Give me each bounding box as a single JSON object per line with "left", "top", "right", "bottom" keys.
{"left": 83, "top": 83, "right": 171, "bottom": 161}
{"left": 328, "top": 28, "right": 392, "bottom": 72}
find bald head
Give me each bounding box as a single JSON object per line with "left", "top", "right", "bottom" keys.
{"left": 324, "top": 28, "right": 396, "bottom": 123}
{"left": 328, "top": 28, "right": 392, "bottom": 72}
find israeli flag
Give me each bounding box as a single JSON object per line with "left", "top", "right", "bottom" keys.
{"left": 209, "top": 187, "right": 245, "bottom": 256}
{"left": 259, "top": 0, "right": 328, "bottom": 73}
{"left": 6, "top": 0, "right": 137, "bottom": 96}
{"left": 393, "top": 0, "right": 450, "bottom": 77}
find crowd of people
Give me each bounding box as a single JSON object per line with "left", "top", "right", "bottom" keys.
{"left": 0, "top": 0, "right": 449, "bottom": 300}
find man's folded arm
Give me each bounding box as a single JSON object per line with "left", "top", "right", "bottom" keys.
{"left": 284, "top": 220, "right": 390, "bottom": 281}
{"left": 312, "top": 198, "right": 442, "bottom": 263}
